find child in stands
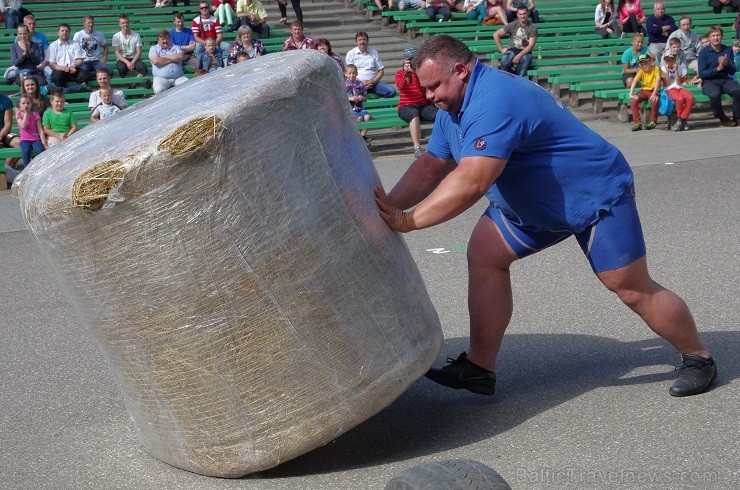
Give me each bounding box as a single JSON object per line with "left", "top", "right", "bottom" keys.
{"left": 629, "top": 53, "right": 661, "bottom": 131}
{"left": 15, "top": 94, "right": 47, "bottom": 168}
{"left": 42, "top": 91, "right": 78, "bottom": 147}
{"left": 90, "top": 86, "right": 122, "bottom": 122}
{"left": 345, "top": 64, "right": 372, "bottom": 146}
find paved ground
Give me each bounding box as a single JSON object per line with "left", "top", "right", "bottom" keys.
{"left": 1, "top": 117, "right": 738, "bottom": 489}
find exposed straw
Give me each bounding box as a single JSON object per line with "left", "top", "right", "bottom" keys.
{"left": 71, "top": 160, "right": 125, "bottom": 211}
{"left": 158, "top": 116, "right": 223, "bottom": 156}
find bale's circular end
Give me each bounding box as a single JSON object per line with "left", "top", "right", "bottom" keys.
{"left": 385, "top": 459, "right": 510, "bottom": 490}
{"left": 72, "top": 160, "right": 126, "bottom": 211}
{"left": 158, "top": 116, "right": 223, "bottom": 156}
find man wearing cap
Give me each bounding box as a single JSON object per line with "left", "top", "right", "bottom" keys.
{"left": 396, "top": 46, "right": 438, "bottom": 158}
{"left": 697, "top": 25, "right": 740, "bottom": 127}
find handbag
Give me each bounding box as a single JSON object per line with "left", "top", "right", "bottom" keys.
{"left": 482, "top": 15, "right": 502, "bottom": 26}
{"left": 658, "top": 90, "right": 675, "bottom": 116}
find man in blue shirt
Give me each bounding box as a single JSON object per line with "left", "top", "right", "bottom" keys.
{"left": 375, "top": 35, "right": 716, "bottom": 398}
{"left": 645, "top": 2, "right": 676, "bottom": 61}
{"left": 697, "top": 25, "right": 739, "bottom": 127}
{"left": 169, "top": 12, "right": 198, "bottom": 71}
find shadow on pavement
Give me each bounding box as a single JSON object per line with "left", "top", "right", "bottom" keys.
{"left": 261, "top": 330, "right": 738, "bottom": 478}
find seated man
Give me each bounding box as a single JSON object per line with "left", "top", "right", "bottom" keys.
{"left": 170, "top": 12, "right": 198, "bottom": 71}
{"left": 149, "top": 30, "right": 188, "bottom": 95}
{"left": 494, "top": 5, "right": 537, "bottom": 77}
{"left": 5, "top": 25, "right": 44, "bottom": 86}
{"left": 282, "top": 21, "right": 315, "bottom": 50}
{"left": 0, "top": 0, "right": 23, "bottom": 29}
{"left": 645, "top": 2, "right": 676, "bottom": 62}
{"left": 697, "top": 25, "right": 740, "bottom": 126}
{"left": 47, "top": 23, "right": 86, "bottom": 93}
{"left": 233, "top": 0, "right": 270, "bottom": 39}
{"left": 345, "top": 31, "right": 396, "bottom": 98}
{"left": 192, "top": 2, "right": 231, "bottom": 58}
{"left": 73, "top": 15, "right": 111, "bottom": 82}
{"left": 88, "top": 69, "right": 127, "bottom": 113}
{"left": 708, "top": 0, "right": 740, "bottom": 14}
{"left": 112, "top": 14, "right": 150, "bottom": 88}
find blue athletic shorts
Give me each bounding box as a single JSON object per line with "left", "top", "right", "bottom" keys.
{"left": 483, "top": 187, "right": 646, "bottom": 272}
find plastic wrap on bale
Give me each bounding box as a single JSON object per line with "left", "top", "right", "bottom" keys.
{"left": 15, "top": 50, "right": 443, "bottom": 478}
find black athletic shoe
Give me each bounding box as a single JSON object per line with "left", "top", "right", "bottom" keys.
{"left": 425, "top": 352, "right": 496, "bottom": 395}
{"left": 669, "top": 354, "right": 717, "bottom": 397}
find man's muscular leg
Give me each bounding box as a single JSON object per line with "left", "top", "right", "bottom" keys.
{"left": 596, "top": 257, "right": 709, "bottom": 358}
{"left": 465, "top": 215, "right": 519, "bottom": 371}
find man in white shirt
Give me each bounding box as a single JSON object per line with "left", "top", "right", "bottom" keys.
{"left": 73, "top": 15, "right": 111, "bottom": 82}
{"left": 112, "top": 13, "right": 149, "bottom": 88}
{"left": 345, "top": 31, "right": 396, "bottom": 98}
{"left": 47, "top": 23, "right": 86, "bottom": 92}
{"left": 149, "top": 30, "right": 188, "bottom": 95}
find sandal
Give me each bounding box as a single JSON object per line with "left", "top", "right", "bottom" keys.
{"left": 278, "top": 17, "right": 287, "bottom": 24}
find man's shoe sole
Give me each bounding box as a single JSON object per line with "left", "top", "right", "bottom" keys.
{"left": 425, "top": 369, "right": 496, "bottom": 396}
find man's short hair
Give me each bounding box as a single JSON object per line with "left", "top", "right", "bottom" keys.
{"left": 516, "top": 5, "right": 529, "bottom": 12}
{"left": 412, "top": 34, "right": 476, "bottom": 71}
{"left": 50, "top": 90, "right": 65, "bottom": 100}
{"left": 83, "top": 15, "right": 95, "bottom": 22}
{"left": 119, "top": 13, "right": 129, "bottom": 21}
{"left": 95, "top": 68, "right": 110, "bottom": 77}
{"left": 290, "top": 20, "right": 303, "bottom": 29}
{"left": 158, "top": 29, "right": 171, "bottom": 39}
{"left": 707, "top": 25, "right": 723, "bottom": 37}
{"left": 58, "top": 23, "right": 70, "bottom": 30}
{"left": 23, "top": 14, "right": 35, "bottom": 23}
{"left": 174, "top": 12, "right": 185, "bottom": 20}
{"left": 355, "top": 31, "right": 369, "bottom": 41}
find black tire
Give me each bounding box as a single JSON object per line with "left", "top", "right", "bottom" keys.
{"left": 385, "top": 459, "right": 511, "bottom": 490}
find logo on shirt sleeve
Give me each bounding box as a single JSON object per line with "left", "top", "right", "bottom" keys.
{"left": 474, "top": 139, "right": 487, "bottom": 151}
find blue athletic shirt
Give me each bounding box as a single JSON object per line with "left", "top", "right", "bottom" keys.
{"left": 426, "top": 61, "right": 634, "bottom": 233}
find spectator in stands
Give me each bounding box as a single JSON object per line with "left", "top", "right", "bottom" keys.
{"left": 193, "top": 2, "right": 231, "bottom": 58}
{"left": 494, "top": 6, "right": 537, "bottom": 77}
{"left": 171, "top": 13, "right": 198, "bottom": 71}
{"left": 344, "top": 64, "right": 372, "bottom": 146}
{"left": 277, "top": 0, "right": 304, "bottom": 25}
{"left": 734, "top": 39, "right": 740, "bottom": 67}
{"left": 212, "top": 0, "right": 235, "bottom": 28}
{"left": 282, "top": 21, "right": 315, "bottom": 50}
{"left": 5, "top": 25, "right": 44, "bottom": 87}
{"left": 90, "top": 87, "right": 122, "bottom": 123}
{"left": 42, "top": 91, "right": 77, "bottom": 147}
{"left": 398, "top": 0, "right": 425, "bottom": 11}
{"left": 665, "top": 16, "right": 700, "bottom": 74}
{"left": 232, "top": 0, "right": 270, "bottom": 39}
{"left": 0, "top": 92, "right": 21, "bottom": 185}
{"left": 23, "top": 15, "right": 51, "bottom": 84}
{"left": 425, "top": 0, "right": 453, "bottom": 22}
{"left": 396, "top": 46, "right": 438, "bottom": 158}
{"left": 197, "top": 38, "right": 225, "bottom": 72}
{"left": 595, "top": 0, "right": 620, "bottom": 39}
{"left": 373, "top": 0, "right": 395, "bottom": 12}
{"left": 113, "top": 14, "right": 151, "bottom": 88}
{"left": 645, "top": 2, "right": 676, "bottom": 61}
{"left": 621, "top": 33, "right": 649, "bottom": 88}
{"left": 0, "top": 0, "right": 23, "bottom": 29}
{"left": 629, "top": 53, "right": 661, "bottom": 131}
{"left": 697, "top": 25, "right": 740, "bottom": 126}
{"left": 171, "top": 0, "right": 190, "bottom": 6}
{"left": 227, "top": 25, "right": 267, "bottom": 64}
{"left": 466, "top": 0, "right": 506, "bottom": 26}
{"left": 734, "top": 14, "right": 739, "bottom": 39}
{"left": 505, "top": 0, "right": 538, "bottom": 24}
{"left": 15, "top": 94, "right": 46, "bottom": 168}
{"left": 149, "top": 30, "right": 189, "bottom": 95}
{"left": 47, "top": 23, "right": 86, "bottom": 93}
{"left": 661, "top": 38, "right": 686, "bottom": 68}
{"left": 660, "top": 52, "right": 694, "bottom": 131}
{"left": 345, "top": 31, "right": 396, "bottom": 98}
{"left": 74, "top": 15, "right": 111, "bottom": 82}
{"left": 19, "top": 75, "right": 50, "bottom": 115}
{"left": 617, "top": 0, "right": 646, "bottom": 35}
{"left": 315, "top": 38, "right": 344, "bottom": 73}
{"left": 708, "top": 0, "right": 739, "bottom": 15}
{"left": 88, "top": 69, "right": 127, "bottom": 112}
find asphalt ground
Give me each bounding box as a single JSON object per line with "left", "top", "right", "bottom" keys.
{"left": 1, "top": 119, "right": 738, "bottom": 489}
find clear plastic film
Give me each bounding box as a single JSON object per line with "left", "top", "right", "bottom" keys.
{"left": 15, "top": 50, "right": 442, "bottom": 478}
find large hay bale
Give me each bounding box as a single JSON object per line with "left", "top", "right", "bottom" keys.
{"left": 16, "top": 51, "right": 442, "bottom": 478}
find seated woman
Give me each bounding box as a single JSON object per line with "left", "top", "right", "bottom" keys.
{"left": 315, "top": 38, "right": 344, "bottom": 73}
{"left": 617, "top": 0, "right": 646, "bottom": 35}
{"left": 395, "top": 47, "right": 438, "bottom": 158}
{"left": 227, "top": 25, "right": 267, "bottom": 65}
{"left": 595, "top": 0, "right": 620, "bottom": 39}
{"left": 465, "top": 0, "right": 506, "bottom": 26}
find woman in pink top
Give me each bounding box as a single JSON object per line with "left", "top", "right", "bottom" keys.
{"left": 617, "top": 0, "right": 646, "bottom": 35}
